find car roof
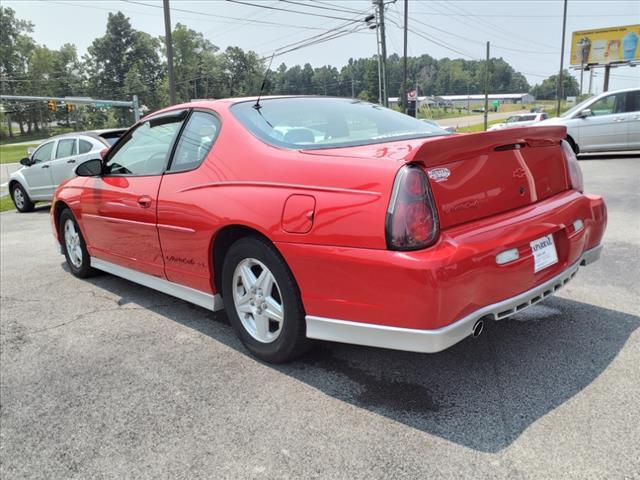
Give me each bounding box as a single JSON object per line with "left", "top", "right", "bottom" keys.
{"left": 146, "top": 95, "right": 353, "bottom": 119}
{"left": 39, "top": 129, "right": 126, "bottom": 146}
{"left": 591, "top": 87, "right": 639, "bottom": 99}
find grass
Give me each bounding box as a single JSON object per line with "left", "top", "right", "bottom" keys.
{"left": 0, "top": 126, "right": 73, "bottom": 146}
{"left": 0, "top": 195, "right": 16, "bottom": 213}
{"left": 0, "top": 143, "right": 39, "bottom": 164}
{"left": 456, "top": 118, "right": 505, "bottom": 133}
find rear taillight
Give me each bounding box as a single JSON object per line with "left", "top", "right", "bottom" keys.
{"left": 561, "top": 140, "right": 584, "bottom": 193}
{"left": 386, "top": 165, "right": 439, "bottom": 250}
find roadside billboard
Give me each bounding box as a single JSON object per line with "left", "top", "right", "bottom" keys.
{"left": 570, "top": 24, "right": 639, "bottom": 66}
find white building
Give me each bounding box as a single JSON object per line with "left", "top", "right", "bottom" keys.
{"left": 440, "top": 93, "right": 535, "bottom": 106}
{"left": 388, "top": 95, "right": 452, "bottom": 108}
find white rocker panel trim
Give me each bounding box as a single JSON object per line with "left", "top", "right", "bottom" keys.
{"left": 90, "top": 257, "right": 224, "bottom": 311}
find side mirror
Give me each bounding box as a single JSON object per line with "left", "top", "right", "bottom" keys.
{"left": 577, "top": 109, "right": 592, "bottom": 118}
{"left": 75, "top": 158, "right": 103, "bottom": 177}
{"left": 19, "top": 157, "right": 33, "bottom": 167}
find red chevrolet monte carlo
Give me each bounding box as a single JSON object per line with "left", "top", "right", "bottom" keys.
{"left": 51, "top": 97, "right": 607, "bottom": 363}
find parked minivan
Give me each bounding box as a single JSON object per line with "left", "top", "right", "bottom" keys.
{"left": 538, "top": 87, "right": 639, "bottom": 154}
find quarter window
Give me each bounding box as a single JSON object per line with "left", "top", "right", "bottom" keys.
{"left": 32, "top": 141, "right": 54, "bottom": 163}
{"left": 79, "top": 139, "right": 94, "bottom": 154}
{"left": 55, "top": 139, "right": 77, "bottom": 158}
{"left": 105, "top": 114, "right": 185, "bottom": 176}
{"left": 169, "top": 111, "right": 220, "bottom": 172}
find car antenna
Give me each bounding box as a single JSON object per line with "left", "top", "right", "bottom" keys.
{"left": 254, "top": 53, "right": 275, "bottom": 111}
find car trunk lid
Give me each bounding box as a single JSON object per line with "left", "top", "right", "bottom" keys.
{"left": 404, "top": 126, "right": 570, "bottom": 229}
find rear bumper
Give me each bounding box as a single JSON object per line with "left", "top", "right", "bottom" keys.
{"left": 276, "top": 190, "right": 607, "bottom": 351}
{"left": 305, "top": 244, "right": 601, "bottom": 353}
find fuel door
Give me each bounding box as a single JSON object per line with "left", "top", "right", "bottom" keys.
{"left": 281, "top": 194, "right": 316, "bottom": 234}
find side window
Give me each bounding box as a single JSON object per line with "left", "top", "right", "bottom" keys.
{"left": 623, "top": 91, "right": 640, "bottom": 113}
{"left": 55, "top": 139, "right": 77, "bottom": 159}
{"left": 613, "top": 93, "right": 627, "bottom": 114}
{"left": 105, "top": 115, "right": 185, "bottom": 176}
{"left": 589, "top": 95, "right": 616, "bottom": 116}
{"left": 32, "top": 141, "right": 54, "bottom": 163}
{"left": 78, "top": 139, "right": 94, "bottom": 154}
{"left": 168, "top": 111, "right": 220, "bottom": 172}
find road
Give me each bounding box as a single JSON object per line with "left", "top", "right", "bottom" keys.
{"left": 437, "top": 109, "right": 529, "bottom": 128}
{"left": 1, "top": 156, "right": 639, "bottom": 479}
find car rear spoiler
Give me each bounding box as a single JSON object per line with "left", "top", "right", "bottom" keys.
{"left": 404, "top": 125, "right": 567, "bottom": 167}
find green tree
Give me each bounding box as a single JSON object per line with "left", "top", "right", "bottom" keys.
{"left": 220, "top": 46, "right": 262, "bottom": 97}
{"left": 85, "top": 11, "right": 162, "bottom": 124}
{"left": 0, "top": 7, "right": 35, "bottom": 136}
{"left": 531, "top": 71, "right": 579, "bottom": 100}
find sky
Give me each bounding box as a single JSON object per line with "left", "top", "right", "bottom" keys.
{"left": 4, "top": 0, "right": 640, "bottom": 95}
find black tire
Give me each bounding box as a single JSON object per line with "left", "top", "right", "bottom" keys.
{"left": 10, "top": 183, "right": 34, "bottom": 213}
{"left": 59, "top": 209, "right": 97, "bottom": 278}
{"left": 222, "top": 236, "right": 310, "bottom": 363}
{"left": 566, "top": 135, "right": 579, "bottom": 155}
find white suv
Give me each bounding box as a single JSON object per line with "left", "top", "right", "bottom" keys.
{"left": 9, "top": 129, "right": 125, "bottom": 212}
{"left": 538, "top": 87, "right": 640, "bottom": 154}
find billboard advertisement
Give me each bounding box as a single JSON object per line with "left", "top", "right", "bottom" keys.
{"left": 570, "top": 24, "right": 639, "bottom": 66}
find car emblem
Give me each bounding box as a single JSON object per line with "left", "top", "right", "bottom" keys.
{"left": 513, "top": 168, "right": 526, "bottom": 178}
{"left": 428, "top": 167, "right": 450, "bottom": 182}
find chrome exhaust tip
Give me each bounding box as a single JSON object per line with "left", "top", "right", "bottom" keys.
{"left": 472, "top": 320, "right": 484, "bottom": 338}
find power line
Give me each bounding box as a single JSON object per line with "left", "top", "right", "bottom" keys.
{"left": 226, "top": 0, "right": 369, "bottom": 22}
{"left": 121, "top": 0, "right": 349, "bottom": 31}
{"left": 428, "top": 0, "right": 558, "bottom": 51}
{"left": 278, "top": 0, "right": 369, "bottom": 15}
{"left": 307, "top": 0, "right": 367, "bottom": 14}
{"left": 387, "top": 10, "right": 559, "bottom": 56}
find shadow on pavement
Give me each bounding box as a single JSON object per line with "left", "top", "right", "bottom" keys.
{"left": 578, "top": 151, "right": 640, "bottom": 161}
{"left": 82, "top": 269, "right": 639, "bottom": 453}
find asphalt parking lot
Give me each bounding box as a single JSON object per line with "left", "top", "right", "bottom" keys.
{"left": 1, "top": 156, "right": 638, "bottom": 479}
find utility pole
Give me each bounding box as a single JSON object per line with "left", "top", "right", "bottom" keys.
{"left": 588, "top": 68, "right": 594, "bottom": 95}
{"left": 603, "top": 64, "right": 611, "bottom": 92}
{"left": 132, "top": 95, "right": 140, "bottom": 122}
{"left": 484, "top": 41, "right": 490, "bottom": 131}
{"left": 377, "top": 0, "right": 388, "bottom": 107}
{"left": 556, "top": 0, "right": 568, "bottom": 117}
{"left": 402, "top": 0, "right": 408, "bottom": 113}
{"left": 163, "top": 0, "right": 176, "bottom": 105}
{"left": 375, "top": 8, "right": 382, "bottom": 105}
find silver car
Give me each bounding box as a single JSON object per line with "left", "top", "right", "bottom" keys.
{"left": 9, "top": 129, "right": 125, "bottom": 212}
{"left": 538, "top": 87, "right": 640, "bottom": 154}
{"left": 488, "top": 112, "right": 549, "bottom": 131}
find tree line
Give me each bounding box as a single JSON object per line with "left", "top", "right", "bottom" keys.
{"left": 1, "top": 7, "right": 578, "bottom": 136}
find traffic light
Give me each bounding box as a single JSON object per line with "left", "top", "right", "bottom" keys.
{"left": 47, "top": 100, "right": 57, "bottom": 112}
{"left": 66, "top": 103, "right": 73, "bottom": 113}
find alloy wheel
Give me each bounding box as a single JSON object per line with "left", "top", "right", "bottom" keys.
{"left": 64, "top": 219, "right": 83, "bottom": 268}
{"left": 232, "top": 258, "right": 285, "bottom": 343}
{"left": 13, "top": 188, "right": 25, "bottom": 210}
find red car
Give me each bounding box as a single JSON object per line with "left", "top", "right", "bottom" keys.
{"left": 51, "top": 97, "right": 607, "bottom": 363}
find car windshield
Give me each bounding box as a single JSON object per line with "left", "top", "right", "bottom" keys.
{"left": 231, "top": 97, "right": 449, "bottom": 149}
{"left": 561, "top": 95, "right": 595, "bottom": 118}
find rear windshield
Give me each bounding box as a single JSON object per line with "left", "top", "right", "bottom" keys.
{"left": 231, "top": 97, "right": 449, "bottom": 149}
{"left": 507, "top": 114, "right": 537, "bottom": 123}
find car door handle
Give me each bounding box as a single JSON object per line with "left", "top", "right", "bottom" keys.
{"left": 137, "top": 196, "right": 152, "bottom": 208}
{"left": 41, "top": 164, "right": 50, "bottom": 169}
{"left": 67, "top": 159, "right": 76, "bottom": 164}
{"left": 614, "top": 117, "right": 626, "bottom": 122}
